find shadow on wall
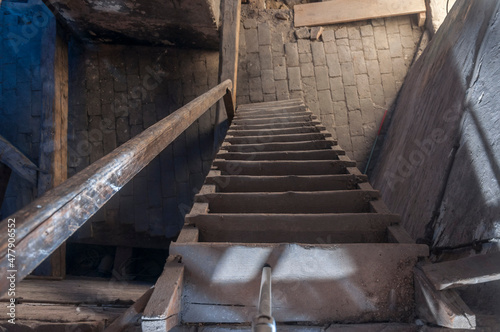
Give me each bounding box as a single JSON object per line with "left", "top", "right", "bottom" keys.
{"left": 371, "top": 0, "right": 500, "bottom": 250}
{"left": 0, "top": 0, "right": 54, "bottom": 219}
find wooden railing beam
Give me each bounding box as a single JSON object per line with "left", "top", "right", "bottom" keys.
{"left": 0, "top": 80, "right": 233, "bottom": 297}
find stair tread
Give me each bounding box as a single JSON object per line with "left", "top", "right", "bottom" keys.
{"left": 216, "top": 149, "right": 344, "bottom": 161}
{"left": 195, "top": 190, "right": 380, "bottom": 213}
{"left": 229, "top": 120, "right": 321, "bottom": 130}
{"left": 212, "top": 159, "right": 354, "bottom": 175}
{"left": 232, "top": 115, "right": 315, "bottom": 125}
{"left": 233, "top": 110, "right": 312, "bottom": 120}
{"left": 171, "top": 323, "right": 420, "bottom": 331}
{"left": 170, "top": 242, "right": 428, "bottom": 323}
{"left": 206, "top": 174, "right": 365, "bottom": 192}
{"left": 188, "top": 213, "right": 400, "bottom": 243}
{"left": 222, "top": 140, "right": 336, "bottom": 152}
{"left": 227, "top": 126, "right": 326, "bottom": 136}
{"left": 225, "top": 132, "right": 331, "bottom": 144}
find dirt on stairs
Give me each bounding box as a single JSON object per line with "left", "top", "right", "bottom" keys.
{"left": 164, "top": 99, "right": 429, "bottom": 331}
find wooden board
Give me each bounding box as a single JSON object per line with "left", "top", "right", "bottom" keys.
{"left": 142, "top": 256, "right": 184, "bottom": 331}
{"left": 294, "top": 0, "right": 426, "bottom": 27}
{"left": 422, "top": 252, "right": 500, "bottom": 290}
{"left": 0, "top": 277, "right": 152, "bottom": 305}
{"left": 0, "top": 135, "right": 38, "bottom": 186}
{"left": 105, "top": 287, "right": 154, "bottom": 332}
{"left": 414, "top": 268, "right": 476, "bottom": 329}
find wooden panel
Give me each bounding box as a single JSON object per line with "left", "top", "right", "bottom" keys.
{"left": 219, "top": 0, "right": 241, "bottom": 106}
{"left": 142, "top": 256, "right": 184, "bottom": 331}
{"left": 414, "top": 268, "right": 476, "bottom": 329}
{"left": 0, "top": 80, "right": 232, "bottom": 297}
{"left": 294, "top": 0, "right": 426, "bottom": 27}
{"left": 0, "top": 135, "right": 37, "bottom": 186}
{"left": 422, "top": 252, "right": 500, "bottom": 290}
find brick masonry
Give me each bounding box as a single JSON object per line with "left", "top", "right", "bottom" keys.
{"left": 68, "top": 44, "right": 220, "bottom": 241}
{"left": 236, "top": 7, "right": 423, "bottom": 169}
{"left": 0, "top": 1, "right": 52, "bottom": 219}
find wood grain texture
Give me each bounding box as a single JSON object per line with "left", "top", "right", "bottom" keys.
{"left": 422, "top": 252, "right": 500, "bottom": 290}
{"left": 105, "top": 287, "right": 154, "bottom": 332}
{"left": 387, "top": 225, "right": 415, "bottom": 244}
{"left": 142, "top": 256, "right": 184, "bottom": 331}
{"left": 0, "top": 135, "right": 38, "bottom": 186}
{"left": 219, "top": 0, "right": 241, "bottom": 106}
{"left": 294, "top": 0, "right": 426, "bottom": 27}
{"left": 0, "top": 80, "right": 232, "bottom": 297}
{"left": 414, "top": 268, "right": 476, "bottom": 329}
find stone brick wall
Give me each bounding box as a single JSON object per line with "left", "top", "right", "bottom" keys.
{"left": 236, "top": 7, "right": 423, "bottom": 169}
{"left": 0, "top": 0, "right": 53, "bottom": 219}
{"left": 68, "top": 43, "right": 220, "bottom": 245}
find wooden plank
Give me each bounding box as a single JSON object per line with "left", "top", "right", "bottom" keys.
{"left": 225, "top": 132, "right": 331, "bottom": 144}
{"left": 0, "top": 135, "right": 38, "bottom": 186}
{"left": 418, "top": 12, "right": 427, "bottom": 27}
{"left": 219, "top": 0, "right": 241, "bottom": 107}
{"left": 370, "top": 199, "right": 392, "bottom": 214}
{"left": 12, "top": 303, "right": 125, "bottom": 323}
{"left": 388, "top": 225, "right": 415, "bottom": 244}
{"left": 205, "top": 174, "right": 363, "bottom": 192}
{"left": 212, "top": 159, "right": 355, "bottom": 175}
{"left": 0, "top": 277, "right": 152, "bottom": 304}
{"left": 142, "top": 256, "right": 184, "bottom": 332}
{"left": 294, "top": 0, "right": 426, "bottom": 27}
{"left": 196, "top": 190, "right": 379, "bottom": 213}
{"left": 170, "top": 243, "right": 428, "bottom": 323}
{"left": 414, "top": 267, "right": 476, "bottom": 329}
{"left": 189, "top": 213, "right": 400, "bottom": 243}
{"left": 227, "top": 126, "right": 325, "bottom": 136}
{"left": 0, "top": 80, "right": 232, "bottom": 297}
{"left": 35, "top": 29, "right": 69, "bottom": 278}
{"left": 421, "top": 252, "right": 500, "bottom": 291}
{"left": 216, "top": 150, "right": 342, "bottom": 161}
{"left": 223, "top": 140, "right": 335, "bottom": 152}
{"left": 104, "top": 287, "right": 154, "bottom": 332}
{"left": 175, "top": 225, "right": 199, "bottom": 243}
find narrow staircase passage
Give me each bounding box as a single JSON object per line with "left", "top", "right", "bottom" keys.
{"left": 152, "top": 99, "right": 429, "bottom": 331}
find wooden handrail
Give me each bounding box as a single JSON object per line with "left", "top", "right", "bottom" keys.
{"left": 0, "top": 80, "right": 233, "bottom": 297}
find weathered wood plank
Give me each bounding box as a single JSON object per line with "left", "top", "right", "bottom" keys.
{"left": 189, "top": 213, "right": 400, "bottom": 243}
{"left": 0, "top": 135, "right": 38, "bottom": 186}
{"left": 104, "top": 287, "right": 154, "bottom": 332}
{"left": 175, "top": 225, "right": 199, "bottom": 243}
{"left": 414, "top": 267, "right": 476, "bottom": 329}
{"left": 212, "top": 159, "right": 355, "bottom": 175}
{"left": 36, "top": 30, "right": 69, "bottom": 278}
{"left": 219, "top": 0, "right": 241, "bottom": 106}
{"left": 388, "top": 225, "right": 414, "bottom": 244}
{"left": 142, "top": 256, "right": 184, "bottom": 332}
{"left": 422, "top": 252, "right": 500, "bottom": 290}
{"left": 216, "top": 150, "right": 342, "bottom": 161}
{"left": 196, "top": 190, "right": 380, "bottom": 213}
{"left": 0, "top": 277, "right": 152, "bottom": 304}
{"left": 294, "top": 0, "right": 426, "bottom": 27}
{"left": 0, "top": 80, "right": 232, "bottom": 297}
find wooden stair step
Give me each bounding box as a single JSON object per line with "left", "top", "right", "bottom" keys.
{"left": 212, "top": 159, "right": 355, "bottom": 175}
{"left": 233, "top": 110, "right": 312, "bottom": 120}
{"left": 216, "top": 150, "right": 344, "bottom": 161}
{"left": 235, "top": 105, "right": 308, "bottom": 116}
{"left": 169, "top": 242, "right": 428, "bottom": 324}
{"left": 225, "top": 132, "right": 331, "bottom": 144}
{"left": 222, "top": 139, "right": 336, "bottom": 152}
{"left": 205, "top": 174, "right": 365, "bottom": 192}
{"left": 227, "top": 125, "right": 326, "bottom": 136}
{"left": 186, "top": 213, "right": 400, "bottom": 243}
{"left": 232, "top": 114, "right": 316, "bottom": 125}
{"left": 229, "top": 120, "right": 321, "bottom": 130}
{"left": 195, "top": 190, "right": 379, "bottom": 213}
{"left": 169, "top": 323, "right": 421, "bottom": 331}
{"left": 237, "top": 98, "right": 304, "bottom": 110}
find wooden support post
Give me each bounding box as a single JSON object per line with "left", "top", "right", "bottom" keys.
{"left": 33, "top": 22, "right": 69, "bottom": 278}
{"left": 219, "top": 0, "right": 241, "bottom": 107}
{"left": 142, "top": 256, "right": 184, "bottom": 332}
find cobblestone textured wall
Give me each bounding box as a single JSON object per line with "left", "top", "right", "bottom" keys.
{"left": 68, "top": 44, "right": 219, "bottom": 245}
{"left": 236, "top": 7, "right": 423, "bottom": 168}
{"left": 0, "top": 1, "right": 53, "bottom": 219}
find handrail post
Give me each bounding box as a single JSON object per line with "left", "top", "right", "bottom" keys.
{"left": 223, "top": 87, "right": 235, "bottom": 122}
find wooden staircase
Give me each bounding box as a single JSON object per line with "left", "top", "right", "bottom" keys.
{"left": 144, "top": 99, "right": 429, "bottom": 331}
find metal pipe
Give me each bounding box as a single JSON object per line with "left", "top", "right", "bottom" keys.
{"left": 252, "top": 264, "right": 276, "bottom": 332}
